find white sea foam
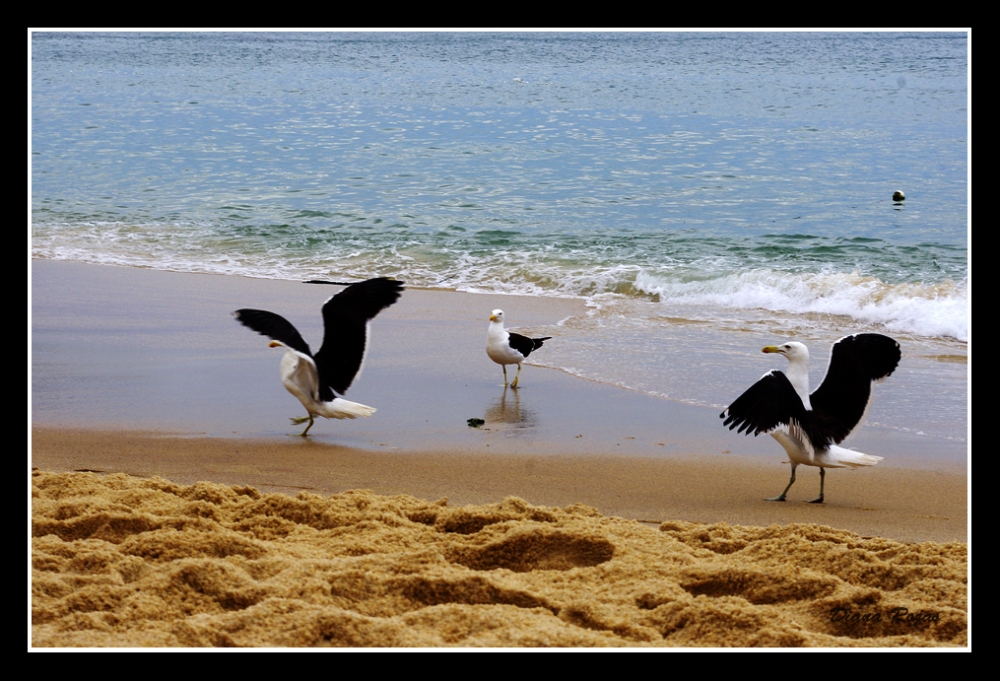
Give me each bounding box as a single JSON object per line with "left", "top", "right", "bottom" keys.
{"left": 633, "top": 269, "right": 968, "bottom": 342}
{"left": 35, "top": 232, "right": 969, "bottom": 345}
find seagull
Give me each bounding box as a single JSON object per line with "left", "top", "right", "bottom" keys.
{"left": 720, "top": 334, "right": 901, "bottom": 503}
{"left": 486, "top": 309, "right": 551, "bottom": 389}
{"left": 234, "top": 277, "right": 404, "bottom": 436}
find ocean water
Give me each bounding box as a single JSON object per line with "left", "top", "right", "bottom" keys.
{"left": 31, "top": 31, "right": 969, "bottom": 445}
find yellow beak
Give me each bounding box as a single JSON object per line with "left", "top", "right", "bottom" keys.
{"left": 762, "top": 346, "right": 781, "bottom": 354}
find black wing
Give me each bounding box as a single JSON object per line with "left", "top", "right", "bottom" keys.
{"left": 313, "top": 278, "right": 404, "bottom": 397}
{"left": 507, "top": 333, "right": 551, "bottom": 358}
{"left": 233, "top": 309, "right": 312, "bottom": 357}
{"left": 809, "top": 333, "right": 901, "bottom": 444}
{"left": 721, "top": 370, "right": 809, "bottom": 437}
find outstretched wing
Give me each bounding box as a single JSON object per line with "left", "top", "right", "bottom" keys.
{"left": 721, "top": 370, "right": 809, "bottom": 437}
{"left": 810, "top": 333, "right": 901, "bottom": 444}
{"left": 233, "top": 309, "right": 312, "bottom": 357}
{"left": 314, "top": 278, "right": 404, "bottom": 396}
{"left": 508, "top": 333, "right": 552, "bottom": 358}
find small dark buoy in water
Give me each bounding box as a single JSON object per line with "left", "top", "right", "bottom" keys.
{"left": 893, "top": 190, "right": 905, "bottom": 202}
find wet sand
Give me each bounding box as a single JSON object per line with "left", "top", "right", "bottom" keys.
{"left": 30, "top": 261, "right": 969, "bottom": 647}
{"left": 32, "top": 428, "right": 966, "bottom": 545}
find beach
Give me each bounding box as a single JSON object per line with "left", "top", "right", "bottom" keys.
{"left": 30, "top": 261, "right": 968, "bottom": 648}
{"left": 31, "top": 31, "right": 969, "bottom": 649}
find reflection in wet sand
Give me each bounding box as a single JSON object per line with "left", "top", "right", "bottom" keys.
{"left": 485, "top": 387, "right": 538, "bottom": 428}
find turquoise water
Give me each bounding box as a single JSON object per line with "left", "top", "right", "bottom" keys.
{"left": 31, "top": 31, "right": 969, "bottom": 444}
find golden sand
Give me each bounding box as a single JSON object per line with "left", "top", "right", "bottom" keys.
{"left": 32, "top": 470, "right": 967, "bottom": 648}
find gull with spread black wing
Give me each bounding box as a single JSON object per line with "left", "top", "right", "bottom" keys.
{"left": 721, "top": 333, "right": 901, "bottom": 503}
{"left": 234, "top": 277, "right": 403, "bottom": 435}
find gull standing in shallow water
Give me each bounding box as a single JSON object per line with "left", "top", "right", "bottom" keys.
{"left": 234, "top": 277, "right": 404, "bottom": 436}
{"left": 720, "top": 334, "right": 901, "bottom": 503}
{"left": 486, "top": 309, "right": 551, "bottom": 389}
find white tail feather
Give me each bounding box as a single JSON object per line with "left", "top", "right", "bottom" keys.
{"left": 316, "top": 398, "right": 377, "bottom": 420}
{"left": 824, "top": 445, "right": 883, "bottom": 469}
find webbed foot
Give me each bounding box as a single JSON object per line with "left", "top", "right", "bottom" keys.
{"left": 289, "top": 415, "right": 315, "bottom": 436}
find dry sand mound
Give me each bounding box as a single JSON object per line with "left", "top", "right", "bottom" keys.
{"left": 31, "top": 471, "right": 967, "bottom": 648}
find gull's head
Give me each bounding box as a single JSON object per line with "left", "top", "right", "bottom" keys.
{"left": 763, "top": 341, "right": 809, "bottom": 363}
{"left": 490, "top": 309, "right": 504, "bottom": 323}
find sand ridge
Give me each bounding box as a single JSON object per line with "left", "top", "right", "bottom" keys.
{"left": 32, "top": 471, "right": 967, "bottom": 648}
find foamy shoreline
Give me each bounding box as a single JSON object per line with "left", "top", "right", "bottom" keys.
{"left": 30, "top": 259, "right": 966, "bottom": 460}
